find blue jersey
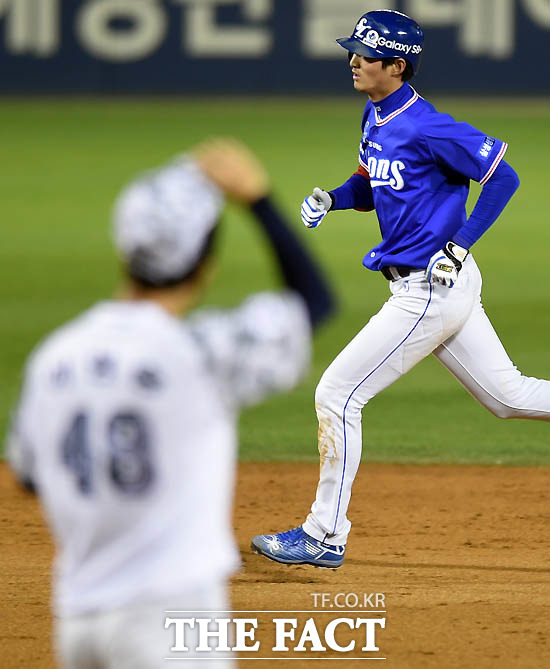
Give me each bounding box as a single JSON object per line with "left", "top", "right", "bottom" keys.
{"left": 358, "top": 83, "right": 508, "bottom": 271}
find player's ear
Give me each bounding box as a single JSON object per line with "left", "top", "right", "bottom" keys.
{"left": 393, "top": 58, "right": 407, "bottom": 78}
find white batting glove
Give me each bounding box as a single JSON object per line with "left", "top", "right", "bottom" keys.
{"left": 300, "top": 187, "right": 332, "bottom": 228}
{"left": 426, "top": 242, "right": 469, "bottom": 288}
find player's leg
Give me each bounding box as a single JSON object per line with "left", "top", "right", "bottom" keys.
{"left": 302, "top": 291, "right": 439, "bottom": 547}
{"left": 302, "top": 259, "right": 482, "bottom": 548}
{"left": 55, "top": 615, "right": 102, "bottom": 669}
{"left": 102, "top": 582, "right": 235, "bottom": 669}
{"left": 56, "top": 583, "right": 235, "bottom": 668}
{"left": 251, "top": 262, "right": 480, "bottom": 565}
{"left": 102, "top": 602, "right": 172, "bottom": 668}
{"left": 434, "top": 297, "right": 550, "bottom": 420}
{"left": 252, "top": 292, "right": 434, "bottom": 565}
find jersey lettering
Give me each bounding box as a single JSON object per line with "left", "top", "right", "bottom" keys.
{"left": 478, "top": 136, "right": 496, "bottom": 160}
{"left": 61, "top": 412, "right": 92, "bottom": 495}
{"left": 109, "top": 412, "right": 154, "bottom": 494}
{"left": 367, "top": 157, "right": 406, "bottom": 191}
{"left": 60, "top": 410, "right": 154, "bottom": 496}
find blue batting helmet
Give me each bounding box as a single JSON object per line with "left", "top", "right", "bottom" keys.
{"left": 336, "top": 9, "right": 424, "bottom": 75}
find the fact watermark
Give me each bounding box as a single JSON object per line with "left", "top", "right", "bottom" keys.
{"left": 164, "top": 593, "right": 387, "bottom": 660}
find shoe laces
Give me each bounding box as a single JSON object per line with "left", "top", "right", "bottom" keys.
{"left": 277, "top": 526, "right": 304, "bottom": 544}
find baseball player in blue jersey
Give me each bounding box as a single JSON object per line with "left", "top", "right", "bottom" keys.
{"left": 252, "top": 9, "right": 550, "bottom": 568}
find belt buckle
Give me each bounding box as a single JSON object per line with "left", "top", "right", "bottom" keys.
{"left": 382, "top": 266, "right": 401, "bottom": 281}
{"left": 388, "top": 266, "right": 401, "bottom": 281}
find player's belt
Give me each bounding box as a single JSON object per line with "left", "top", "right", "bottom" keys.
{"left": 380, "top": 266, "right": 412, "bottom": 281}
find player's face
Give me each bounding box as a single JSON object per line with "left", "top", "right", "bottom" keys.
{"left": 349, "top": 53, "right": 398, "bottom": 100}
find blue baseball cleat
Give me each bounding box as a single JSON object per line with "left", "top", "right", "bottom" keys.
{"left": 250, "top": 526, "right": 345, "bottom": 568}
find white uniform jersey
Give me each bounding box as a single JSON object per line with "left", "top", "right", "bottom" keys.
{"left": 8, "top": 292, "right": 310, "bottom": 617}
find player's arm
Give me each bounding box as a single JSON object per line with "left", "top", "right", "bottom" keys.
{"left": 423, "top": 117, "right": 520, "bottom": 286}
{"left": 452, "top": 159, "right": 519, "bottom": 249}
{"left": 301, "top": 166, "right": 374, "bottom": 228}
{"left": 196, "top": 138, "right": 336, "bottom": 329}
{"left": 426, "top": 159, "right": 519, "bottom": 287}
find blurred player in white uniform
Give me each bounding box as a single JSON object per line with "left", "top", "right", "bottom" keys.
{"left": 7, "top": 139, "right": 334, "bottom": 668}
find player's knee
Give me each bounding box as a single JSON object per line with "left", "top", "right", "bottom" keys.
{"left": 488, "top": 375, "right": 545, "bottom": 419}
{"left": 315, "top": 374, "right": 344, "bottom": 417}
{"left": 315, "top": 377, "right": 333, "bottom": 412}
{"left": 483, "top": 390, "right": 527, "bottom": 419}
{"left": 315, "top": 374, "right": 366, "bottom": 420}
{"left": 487, "top": 402, "right": 517, "bottom": 419}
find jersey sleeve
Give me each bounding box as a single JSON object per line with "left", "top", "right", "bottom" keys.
{"left": 329, "top": 166, "right": 374, "bottom": 212}
{"left": 188, "top": 291, "right": 311, "bottom": 410}
{"left": 421, "top": 113, "right": 508, "bottom": 185}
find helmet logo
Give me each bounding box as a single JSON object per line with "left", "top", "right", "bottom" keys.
{"left": 354, "top": 18, "right": 369, "bottom": 37}
{"left": 364, "top": 29, "right": 379, "bottom": 48}
{"left": 354, "top": 19, "right": 380, "bottom": 48}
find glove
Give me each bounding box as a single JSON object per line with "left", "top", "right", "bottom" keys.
{"left": 300, "top": 187, "right": 332, "bottom": 228}
{"left": 425, "top": 241, "right": 469, "bottom": 288}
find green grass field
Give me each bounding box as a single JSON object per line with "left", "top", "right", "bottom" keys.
{"left": 2, "top": 97, "right": 549, "bottom": 464}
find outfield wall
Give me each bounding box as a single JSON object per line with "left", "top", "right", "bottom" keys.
{"left": 1, "top": 0, "right": 549, "bottom": 94}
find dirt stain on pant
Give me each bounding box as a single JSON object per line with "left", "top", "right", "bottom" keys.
{"left": 316, "top": 404, "right": 337, "bottom": 469}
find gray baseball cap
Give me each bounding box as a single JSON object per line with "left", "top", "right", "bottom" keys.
{"left": 113, "top": 156, "right": 224, "bottom": 285}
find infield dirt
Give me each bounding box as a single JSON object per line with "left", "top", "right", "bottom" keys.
{"left": 2, "top": 461, "right": 550, "bottom": 668}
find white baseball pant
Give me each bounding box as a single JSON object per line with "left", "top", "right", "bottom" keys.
{"left": 56, "top": 582, "right": 235, "bottom": 669}
{"left": 303, "top": 256, "right": 550, "bottom": 546}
